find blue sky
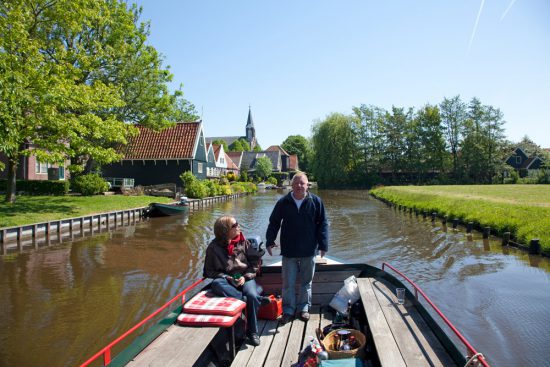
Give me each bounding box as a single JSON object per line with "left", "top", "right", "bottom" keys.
{"left": 133, "top": 0, "right": 550, "bottom": 149}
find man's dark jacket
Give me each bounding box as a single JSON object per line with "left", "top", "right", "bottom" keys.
{"left": 266, "top": 192, "right": 328, "bottom": 258}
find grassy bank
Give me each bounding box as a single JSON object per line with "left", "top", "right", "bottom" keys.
{"left": 370, "top": 185, "right": 550, "bottom": 254}
{"left": 0, "top": 195, "right": 173, "bottom": 228}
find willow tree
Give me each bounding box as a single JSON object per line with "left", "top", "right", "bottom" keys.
{"left": 310, "top": 113, "right": 358, "bottom": 188}
{"left": 0, "top": 0, "right": 196, "bottom": 202}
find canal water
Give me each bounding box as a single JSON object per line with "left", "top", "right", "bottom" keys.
{"left": 1, "top": 190, "right": 549, "bottom": 367}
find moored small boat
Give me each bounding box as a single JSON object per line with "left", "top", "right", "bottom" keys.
{"left": 80, "top": 258, "right": 490, "bottom": 367}
{"left": 146, "top": 198, "right": 190, "bottom": 217}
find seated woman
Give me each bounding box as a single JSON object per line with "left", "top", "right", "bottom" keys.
{"left": 203, "top": 216, "right": 269, "bottom": 346}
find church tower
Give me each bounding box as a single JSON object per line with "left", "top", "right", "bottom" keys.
{"left": 245, "top": 106, "right": 257, "bottom": 150}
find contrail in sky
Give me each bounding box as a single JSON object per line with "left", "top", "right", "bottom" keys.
{"left": 468, "top": 0, "right": 485, "bottom": 55}
{"left": 501, "top": 0, "right": 517, "bottom": 21}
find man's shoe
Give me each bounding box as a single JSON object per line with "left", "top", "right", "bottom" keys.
{"left": 299, "top": 311, "right": 310, "bottom": 321}
{"left": 280, "top": 313, "right": 294, "bottom": 325}
{"left": 247, "top": 333, "right": 260, "bottom": 346}
{"left": 259, "top": 296, "right": 271, "bottom": 306}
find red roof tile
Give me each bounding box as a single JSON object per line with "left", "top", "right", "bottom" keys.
{"left": 212, "top": 144, "right": 222, "bottom": 161}
{"left": 226, "top": 152, "right": 243, "bottom": 167}
{"left": 266, "top": 145, "right": 290, "bottom": 156}
{"left": 225, "top": 153, "right": 239, "bottom": 170}
{"left": 120, "top": 122, "right": 201, "bottom": 160}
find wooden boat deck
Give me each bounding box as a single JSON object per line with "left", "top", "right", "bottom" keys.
{"left": 125, "top": 265, "right": 460, "bottom": 367}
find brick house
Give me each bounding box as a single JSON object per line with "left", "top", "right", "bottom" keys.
{"left": 0, "top": 143, "right": 69, "bottom": 181}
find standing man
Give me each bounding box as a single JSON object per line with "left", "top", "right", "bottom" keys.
{"left": 266, "top": 172, "right": 328, "bottom": 324}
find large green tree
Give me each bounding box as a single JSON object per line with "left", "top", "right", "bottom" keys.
{"left": 414, "top": 104, "right": 447, "bottom": 182}
{"left": 228, "top": 138, "right": 250, "bottom": 152}
{"left": 0, "top": 0, "right": 196, "bottom": 202}
{"left": 281, "top": 135, "right": 310, "bottom": 172}
{"left": 310, "top": 113, "right": 358, "bottom": 188}
{"left": 440, "top": 95, "right": 467, "bottom": 181}
{"left": 254, "top": 156, "right": 272, "bottom": 180}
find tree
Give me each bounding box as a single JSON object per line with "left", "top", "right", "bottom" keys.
{"left": 212, "top": 139, "right": 228, "bottom": 152}
{"left": 255, "top": 156, "right": 272, "bottom": 180}
{"left": 310, "top": 113, "right": 358, "bottom": 188}
{"left": 461, "top": 98, "right": 506, "bottom": 183}
{"left": 381, "top": 107, "right": 410, "bottom": 183}
{"left": 0, "top": 0, "right": 196, "bottom": 202}
{"left": 282, "top": 135, "right": 311, "bottom": 172}
{"left": 228, "top": 140, "right": 244, "bottom": 152}
{"left": 415, "top": 104, "right": 447, "bottom": 182}
{"left": 228, "top": 138, "right": 250, "bottom": 152}
{"left": 440, "top": 96, "right": 467, "bottom": 181}
{"left": 351, "top": 105, "right": 385, "bottom": 185}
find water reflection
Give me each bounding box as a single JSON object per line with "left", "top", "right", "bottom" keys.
{"left": 0, "top": 190, "right": 549, "bottom": 367}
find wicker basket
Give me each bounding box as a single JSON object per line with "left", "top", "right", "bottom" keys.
{"left": 321, "top": 329, "right": 366, "bottom": 360}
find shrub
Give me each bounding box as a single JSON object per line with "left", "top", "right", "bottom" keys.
{"left": 225, "top": 172, "right": 238, "bottom": 182}
{"left": 0, "top": 179, "right": 69, "bottom": 195}
{"left": 220, "top": 184, "right": 232, "bottom": 195}
{"left": 203, "top": 180, "right": 218, "bottom": 197}
{"left": 267, "top": 176, "right": 278, "bottom": 185}
{"left": 186, "top": 181, "right": 208, "bottom": 199}
{"left": 72, "top": 174, "right": 109, "bottom": 195}
{"left": 180, "top": 171, "right": 197, "bottom": 195}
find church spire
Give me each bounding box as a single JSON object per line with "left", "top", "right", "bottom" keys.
{"left": 245, "top": 105, "right": 256, "bottom": 150}
{"left": 246, "top": 105, "right": 254, "bottom": 128}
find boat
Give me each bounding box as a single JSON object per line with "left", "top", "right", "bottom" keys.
{"left": 146, "top": 197, "right": 190, "bottom": 217}
{"left": 80, "top": 257, "right": 490, "bottom": 367}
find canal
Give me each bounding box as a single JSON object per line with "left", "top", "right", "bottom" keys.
{"left": 0, "top": 190, "right": 549, "bottom": 366}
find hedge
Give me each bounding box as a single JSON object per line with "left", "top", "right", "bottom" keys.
{"left": 0, "top": 179, "right": 69, "bottom": 195}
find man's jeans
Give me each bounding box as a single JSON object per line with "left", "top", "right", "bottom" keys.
{"left": 211, "top": 278, "right": 260, "bottom": 335}
{"left": 282, "top": 256, "right": 315, "bottom": 315}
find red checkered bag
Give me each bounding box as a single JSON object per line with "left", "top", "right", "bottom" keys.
{"left": 183, "top": 291, "right": 245, "bottom": 316}
{"left": 176, "top": 312, "right": 241, "bottom": 327}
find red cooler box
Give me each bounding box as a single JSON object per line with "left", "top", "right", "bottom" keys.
{"left": 258, "top": 295, "right": 283, "bottom": 320}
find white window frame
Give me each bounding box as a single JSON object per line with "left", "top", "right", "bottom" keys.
{"left": 35, "top": 161, "right": 48, "bottom": 174}
{"left": 197, "top": 162, "right": 203, "bottom": 173}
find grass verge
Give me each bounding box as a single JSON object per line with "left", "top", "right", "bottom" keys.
{"left": 369, "top": 185, "right": 550, "bottom": 255}
{"left": 0, "top": 195, "right": 173, "bottom": 228}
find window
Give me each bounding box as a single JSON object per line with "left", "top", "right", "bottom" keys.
{"left": 35, "top": 161, "right": 48, "bottom": 174}
{"left": 197, "top": 162, "right": 203, "bottom": 173}
{"left": 58, "top": 166, "right": 65, "bottom": 180}
{"left": 516, "top": 156, "right": 521, "bottom": 164}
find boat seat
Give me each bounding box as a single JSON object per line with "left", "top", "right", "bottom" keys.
{"left": 181, "top": 290, "right": 246, "bottom": 316}
{"left": 176, "top": 290, "right": 246, "bottom": 359}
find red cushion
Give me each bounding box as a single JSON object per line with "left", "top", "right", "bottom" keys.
{"left": 176, "top": 312, "right": 240, "bottom": 327}
{"left": 183, "top": 290, "right": 246, "bottom": 316}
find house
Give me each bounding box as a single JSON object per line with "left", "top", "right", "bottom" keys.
{"left": 226, "top": 152, "right": 243, "bottom": 174}
{"left": 224, "top": 153, "right": 240, "bottom": 176}
{"left": 206, "top": 143, "right": 229, "bottom": 178}
{"left": 206, "top": 106, "right": 258, "bottom": 150}
{"left": 0, "top": 143, "right": 69, "bottom": 182}
{"left": 101, "top": 122, "right": 208, "bottom": 187}
{"left": 505, "top": 147, "right": 545, "bottom": 177}
{"left": 265, "top": 145, "right": 299, "bottom": 171}
{"left": 241, "top": 151, "right": 282, "bottom": 174}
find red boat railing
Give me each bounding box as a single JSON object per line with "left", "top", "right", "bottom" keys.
{"left": 80, "top": 278, "right": 205, "bottom": 367}
{"left": 382, "top": 262, "right": 490, "bottom": 367}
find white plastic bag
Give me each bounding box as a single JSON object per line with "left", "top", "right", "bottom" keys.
{"left": 328, "top": 275, "right": 360, "bottom": 315}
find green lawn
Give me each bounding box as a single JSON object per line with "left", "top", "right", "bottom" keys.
{"left": 0, "top": 195, "right": 172, "bottom": 228}
{"left": 370, "top": 185, "right": 550, "bottom": 254}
